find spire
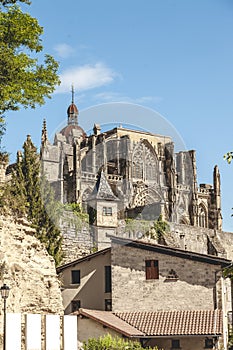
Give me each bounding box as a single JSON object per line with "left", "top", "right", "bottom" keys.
{"left": 41, "top": 119, "right": 48, "bottom": 146}
{"left": 67, "top": 85, "right": 78, "bottom": 126}
{"left": 71, "top": 83, "right": 75, "bottom": 104}
{"left": 88, "top": 170, "right": 119, "bottom": 201}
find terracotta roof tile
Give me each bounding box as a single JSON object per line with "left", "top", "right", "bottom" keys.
{"left": 114, "top": 310, "right": 223, "bottom": 336}
{"left": 78, "top": 309, "right": 223, "bottom": 337}
{"left": 78, "top": 309, "right": 144, "bottom": 337}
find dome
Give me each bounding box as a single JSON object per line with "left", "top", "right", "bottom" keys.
{"left": 60, "top": 124, "right": 86, "bottom": 144}
{"left": 67, "top": 102, "right": 78, "bottom": 117}
{"left": 59, "top": 90, "right": 86, "bottom": 144}
{"left": 67, "top": 102, "right": 79, "bottom": 126}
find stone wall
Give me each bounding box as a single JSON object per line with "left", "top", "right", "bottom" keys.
{"left": 111, "top": 242, "right": 223, "bottom": 312}
{"left": 0, "top": 215, "right": 64, "bottom": 316}
{"left": 61, "top": 222, "right": 92, "bottom": 264}
{"left": 216, "top": 230, "right": 233, "bottom": 261}
{"left": 118, "top": 220, "right": 231, "bottom": 258}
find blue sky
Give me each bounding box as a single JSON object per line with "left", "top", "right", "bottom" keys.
{"left": 3, "top": 0, "right": 233, "bottom": 231}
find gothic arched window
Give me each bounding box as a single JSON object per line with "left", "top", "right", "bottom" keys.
{"left": 199, "top": 205, "right": 207, "bottom": 228}
{"left": 132, "top": 140, "right": 158, "bottom": 182}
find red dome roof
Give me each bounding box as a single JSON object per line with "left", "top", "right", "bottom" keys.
{"left": 67, "top": 103, "right": 78, "bottom": 116}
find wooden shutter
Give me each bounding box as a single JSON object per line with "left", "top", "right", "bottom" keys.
{"left": 145, "top": 260, "right": 159, "bottom": 280}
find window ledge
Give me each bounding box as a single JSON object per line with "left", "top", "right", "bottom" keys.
{"left": 69, "top": 284, "right": 81, "bottom": 288}
{"left": 165, "top": 277, "right": 178, "bottom": 282}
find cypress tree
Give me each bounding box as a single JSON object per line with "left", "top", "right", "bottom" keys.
{"left": 4, "top": 135, "right": 63, "bottom": 265}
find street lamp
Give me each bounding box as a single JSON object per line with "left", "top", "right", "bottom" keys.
{"left": 0, "top": 284, "right": 10, "bottom": 350}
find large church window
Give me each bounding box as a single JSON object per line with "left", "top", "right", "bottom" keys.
{"left": 132, "top": 162, "right": 143, "bottom": 179}
{"left": 145, "top": 162, "right": 157, "bottom": 181}
{"left": 132, "top": 141, "right": 158, "bottom": 181}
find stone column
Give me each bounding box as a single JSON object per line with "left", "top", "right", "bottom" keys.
{"left": 103, "top": 133, "right": 107, "bottom": 173}
{"left": 92, "top": 135, "right": 96, "bottom": 174}
{"left": 213, "top": 165, "right": 222, "bottom": 230}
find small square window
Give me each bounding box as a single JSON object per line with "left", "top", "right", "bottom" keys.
{"left": 103, "top": 207, "right": 112, "bottom": 216}
{"left": 105, "top": 299, "right": 112, "bottom": 311}
{"left": 71, "top": 300, "right": 81, "bottom": 312}
{"left": 71, "top": 270, "right": 80, "bottom": 284}
{"left": 171, "top": 339, "right": 180, "bottom": 349}
{"left": 205, "top": 338, "right": 213, "bottom": 349}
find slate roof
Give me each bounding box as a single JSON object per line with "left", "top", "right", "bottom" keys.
{"left": 78, "top": 309, "right": 223, "bottom": 337}
{"left": 87, "top": 171, "right": 118, "bottom": 201}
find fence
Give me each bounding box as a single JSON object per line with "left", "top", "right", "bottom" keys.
{"left": 2, "top": 313, "right": 78, "bottom": 350}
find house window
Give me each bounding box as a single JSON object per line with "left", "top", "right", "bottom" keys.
{"left": 105, "top": 266, "right": 112, "bottom": 293}
{"left": 103, "top": 207, "right": 112, "bottom": 216}
{"left": 204, "top": 338, "right": 214, "bottom": 349}
{"left": 71, "top": 270, "right": 80, "bottom": 284}
{"left": 71, "top": 300, "right": 81, "bottom": 313}
{"left": 105, "top": 299, "right": 112, "bottom": 311}
{"left": 145, "top": 260, "right": 159, "bottom": 280}
{"left": 171, "top": 339, "right": 181, "bottom": 349}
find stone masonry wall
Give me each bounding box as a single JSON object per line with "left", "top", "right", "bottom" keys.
{"left": 216, "top": 230, "right": 233, "bottom": 261}
{"left": 0, "top": 215, "right": 64, "bottom": 316}
{"left": 111, "top": 242, "right": 222, "bottom": 312}
{"left": 118, "top": 220, "right": 229, "bottom": 258}
{"left": 60, "top": 220, "right": 92, "bottom": 264}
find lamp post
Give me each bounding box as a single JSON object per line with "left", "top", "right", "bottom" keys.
{"left": 0, "top": 284, "right": 10, "bottom": 350}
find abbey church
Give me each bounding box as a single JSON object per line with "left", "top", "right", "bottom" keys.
{"left": 40, "top": 95, "right": 222, "bottom": 239}
{"left": 2, "top": 94, "right": 233, "bottom": 350}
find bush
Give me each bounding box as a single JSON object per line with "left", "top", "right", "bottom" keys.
{"left": 83, "top": 334, "right": 160, "bottom": 350}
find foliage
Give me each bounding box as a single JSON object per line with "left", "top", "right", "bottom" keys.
{"left": 144, "top": 214, "right": 170, "bottom": 243}
{"left": 0, "top": 0, "right": 60, "bottom": 148}
{"left": 125, "top": 218, "right": 152, "bottom": 234}
{"left": 83, "top": 334, "right": 160, "bottom": 350}
{"left": 0, "top": 0, "right": 31, "bottom": 5}
{"left": 125, "top": 215, "right": 169, "bottom": 243}
{"left": 224, "top": 152, "right": 233, "bottom": 164}
{"left": 0, "top": 4, "right": 60, "bottom": 115}
{"left": 228, "top": 329, "right": 233, "bottom": 348}
{"left": 1, "top": 136, "right": 63, "bottom": 265}
{"left": 223, "top": 263, "right": 233, "bottom": 279}
{"left": 62, "top": 202, "right": 89, "bottom": 232}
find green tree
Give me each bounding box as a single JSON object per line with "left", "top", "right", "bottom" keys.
{"left": 3, "top": 135, "right": 63, "bottom": 265}
{"left": 0, "top": 1, "right": 30, "bottom": 5}
{"left": 83, "top": 334, "right": 160, "bottom": 350}
{"left": 0, "top": 3, "right": 60, "bottom": 115}
{"left": 0, "top": 0, "right": 60, "bottom": 148}
{"left": 144, "top": 214, "right": 170, "bottom": 244}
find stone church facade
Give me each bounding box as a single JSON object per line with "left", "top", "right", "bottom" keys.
{"left": 40, "top": 97, "right": 222, "bottom": 239}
